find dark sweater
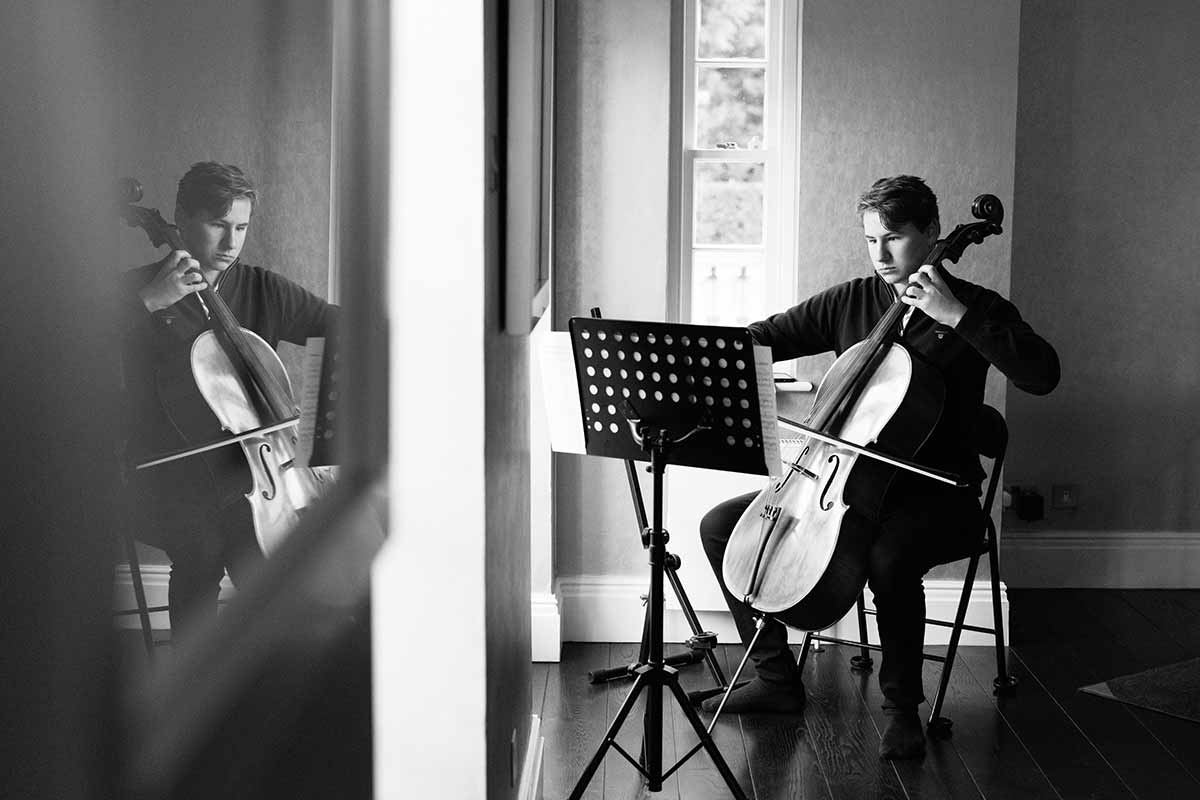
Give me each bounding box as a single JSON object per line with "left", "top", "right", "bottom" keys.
{"left": 749, "top": 270, "right": 1059, "bottom": 490}
{"left": 120, "top": 258, "right": 335, "bottom": 513}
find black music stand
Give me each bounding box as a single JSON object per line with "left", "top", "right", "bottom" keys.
{"left": 582, "top": 308, "right": 733, "bottom": 690}
{"left": 565, "top": 317, "right": 778, "bottom": 800}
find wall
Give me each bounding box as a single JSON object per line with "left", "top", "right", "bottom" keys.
{"left": 553, "top": 0, "right": 675, "bottom": 582}
{"left": 553, "top": 0, "right": 1023, "bottom": 639}
{"left": 1008, "top": 0, "right": 1200, "bottom": 530}
{"left": 1000, "top": 0, "right": 1200, "bottom": 585}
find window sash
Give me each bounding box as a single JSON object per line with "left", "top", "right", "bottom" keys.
{"left": 677, "top": 0, "right": 799, "bottom": 370}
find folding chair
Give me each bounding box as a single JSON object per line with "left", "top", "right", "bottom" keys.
{"left": 796, "top": 403, "right": 1017, "bottom": 736}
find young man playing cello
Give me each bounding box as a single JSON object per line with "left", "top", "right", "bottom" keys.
{"left": 120, "top": 161, "right": 336, "bottom": 640}
{"left": 698, "top": 175, "right": 1059, "bottom": 759}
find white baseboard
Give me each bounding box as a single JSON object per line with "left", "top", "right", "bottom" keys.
{"left": 1001, "top": 530, "right": 1200, "bottom": 588}
{"left": 112, "top": 563, "right": 235, "bottom": 629}
{"left": 531, "top": 591, "right": 562, "bottom": 662}
{"left": 559, "top": 574, "right": 1007, "bottom": 647}
{"left": 517, "top": 714, "right": 544, "bottom": 800}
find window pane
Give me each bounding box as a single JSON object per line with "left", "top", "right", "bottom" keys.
{"left": 698, "top": 0, "right": 766, "bottom": 60}
{"left": 695, "top": 67, "right": 765, "bottom": 149}
{"left": 691, "top": 250, "right": 766, "bottom": 326}
{"left": 694, "top": 162, "right": 763, "bottom": 245}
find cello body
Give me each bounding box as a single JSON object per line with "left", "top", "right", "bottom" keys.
{"left": 722, "top": 341, "right": 944, "bottom": 630}
{"left": 190, "top": 329, "right": 335, "bottom": 556}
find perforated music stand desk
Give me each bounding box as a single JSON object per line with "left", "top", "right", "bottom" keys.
{"left": 564, "top": 316, "right": 779, "bottom": 800}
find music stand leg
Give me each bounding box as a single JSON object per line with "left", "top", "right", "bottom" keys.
{"left": 664, "top": 552, "right": 729, "bottom": 686}
{"left": 566, "top": 669, "right": 652, "bottom": 800}
{"left": 667, "top": 677, "right": 749, "bottom": 797}
{"left": 585, "top": 455, "right": 729, "bottom": 686}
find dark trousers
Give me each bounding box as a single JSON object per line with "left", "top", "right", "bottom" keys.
{"left": 128, "top": 493, "right": 264, "bottom": 639}
{"left": 700, "top": 476, "right": 981, "bottom": 709}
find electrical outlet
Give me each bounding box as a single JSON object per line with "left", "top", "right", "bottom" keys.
{"left": 1051, "top": 483, "right": 1079, "bottom": 509}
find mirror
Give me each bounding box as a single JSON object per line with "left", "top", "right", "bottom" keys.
{"left": 109, "top": 1, "right": 388, "bottom": 796}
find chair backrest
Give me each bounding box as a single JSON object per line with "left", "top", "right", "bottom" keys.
{"left": 974, "top": 404, "right": 1008, "bottom": 537}
{"left": 973, "top": 404, "right": 1008, "bottom": 463}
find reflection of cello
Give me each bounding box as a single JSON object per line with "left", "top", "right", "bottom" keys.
{"left": 119, "top": 177, "right": 335, "bottom": 556}
{"left": 722, "top": 195, "right": 1004, "bottom": 631}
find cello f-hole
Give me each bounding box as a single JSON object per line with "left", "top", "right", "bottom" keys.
{"left": 257, "top": 442, "right": 278, "bottom": 499}
{"left": 819, "top": 454, "right": 841, "bottom": 511}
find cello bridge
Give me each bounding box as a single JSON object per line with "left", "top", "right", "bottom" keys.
{"left": 787, "top": 462, "right": 820, "bottom": 481}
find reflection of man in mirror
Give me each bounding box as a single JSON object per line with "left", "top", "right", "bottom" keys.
{"left": 698, "top": 175, "right": 1059, "bottom": 760}
{"left": 120, "top": 161, "right": 337, "bottom": 641}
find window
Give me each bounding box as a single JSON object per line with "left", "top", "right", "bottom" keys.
{"left": 677, "top": 0, "right": 799, "bottom": 342}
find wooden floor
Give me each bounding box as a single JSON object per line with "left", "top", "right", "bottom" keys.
{"left": 533, "top": 590, "right": 1200, "bottom": 799}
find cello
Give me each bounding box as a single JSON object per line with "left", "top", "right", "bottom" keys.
{"left": 119, "top": 177, "right": 335, "bottom": 556}
{"left": 721, "top": 194, "right": 1004, "bottom": 631}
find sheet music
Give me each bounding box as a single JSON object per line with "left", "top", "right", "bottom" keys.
{"left": 296, "top": 336, "right": 325, "bottom": 468}
{"left": 754, "top": 344, "right": 782, "bottom": 477}
{"left": 536, "top": 330, "right": 587, "bottom": 455}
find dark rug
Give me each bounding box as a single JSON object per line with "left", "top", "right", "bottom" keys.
{"left": 1080, "top": 657, "right": 1200, "bottom": 724}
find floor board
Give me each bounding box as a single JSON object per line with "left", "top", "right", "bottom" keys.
{"left": 955, "top": 644, "right": 1130, "bottom": 799}
{"left": 925, "top": 643, "right": 1060, "bottom": 800}
{"left": 541, "top": 642, "right": 613, "bottom": 800}
{"left": 801, "top": 643, "right": 907, "bottom": 800}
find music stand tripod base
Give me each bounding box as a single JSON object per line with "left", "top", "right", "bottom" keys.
{"left": 585, "top": 553, "right": 728, "bottom": 687}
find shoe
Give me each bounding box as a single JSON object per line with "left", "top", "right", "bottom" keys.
{"left": 879, "top": 707, "right": 925, "bottom": 759}
{"left": 700, "top": 676, "right": 805, "bottom": 714}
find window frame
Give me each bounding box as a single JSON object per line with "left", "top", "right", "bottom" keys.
{"left": 672, "top": 0, "right": 801, "bottom": 372}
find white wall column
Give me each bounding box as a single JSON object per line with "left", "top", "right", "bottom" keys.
{"left": 530, "top": 313, "right": 562, "bottom": 661}
{"left": 373, "top": 1, "right": 488, "bottom": 797}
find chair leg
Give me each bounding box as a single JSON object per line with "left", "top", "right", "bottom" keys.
{"left": 123, "top": 534, "right": 156, "bottom": 657}
{"left": 851, "top": 593, "right": 873, "bottom": 671}
{"left": 987, "top": 521, "right": 1018, "bottom": 693}
{"left": 796, "top": 630, "right": 815, "bottom": 672}
{"left": 927, "top": 553, "right": 980, "bottom": 736}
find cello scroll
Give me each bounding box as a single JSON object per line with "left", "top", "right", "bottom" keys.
{"left": 934, "top": 193, "right": 1004, "bottom": 266}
